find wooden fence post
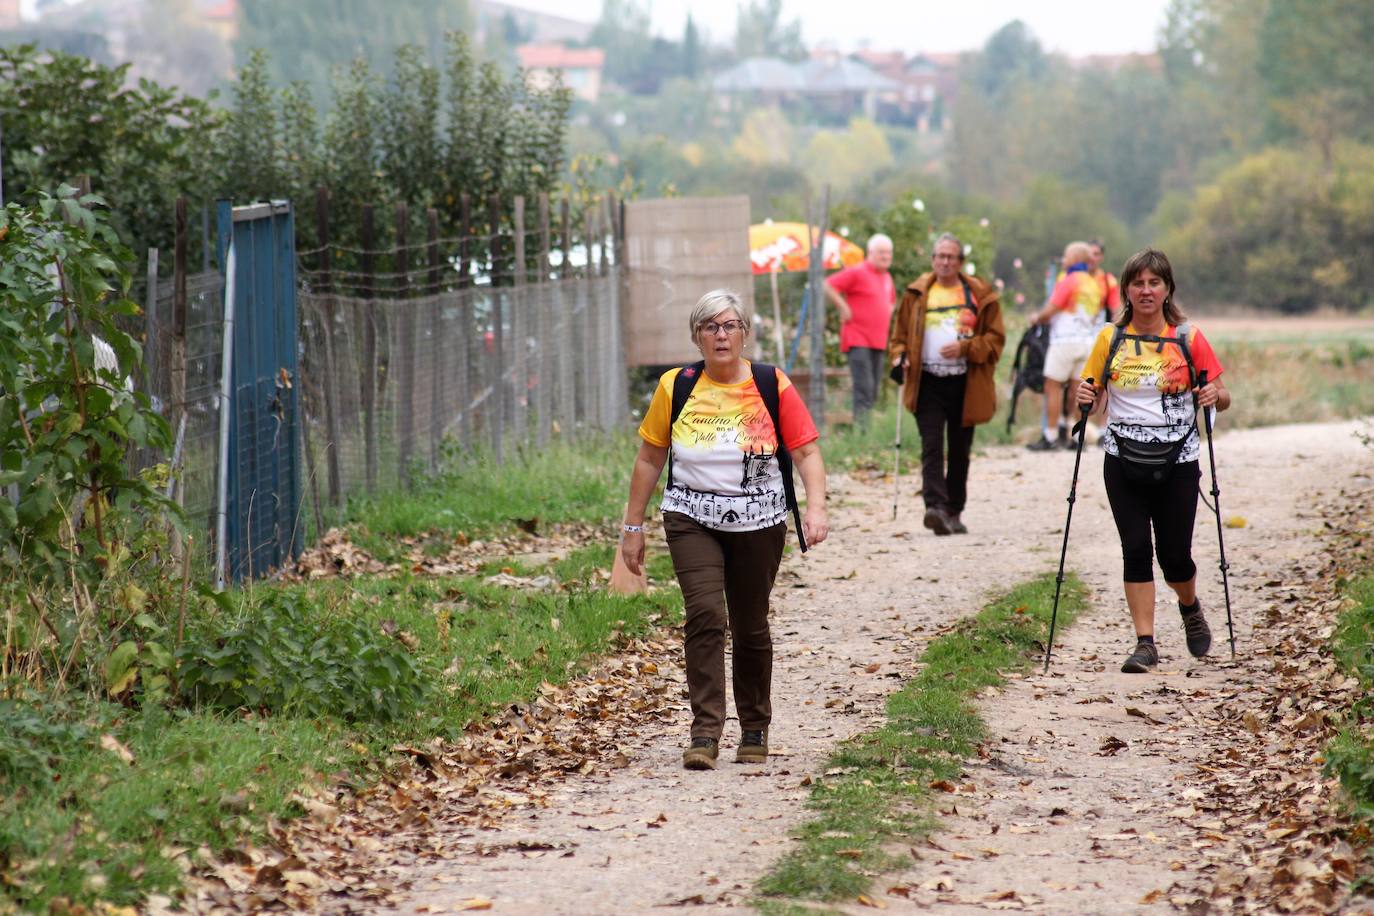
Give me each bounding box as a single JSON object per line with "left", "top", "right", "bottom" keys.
{"left": 396, "top": 203, "right": 415, "bottom": 486}
{"left": 536, "top": 192, "right": 552, "bottom": 447}
{"left": 427, "top": 207, "right": 442, "bottom": 471}
{"left": 512, "top": 195, "right": 527, "bottom": 443}
{"left": 458, "top": 194, "right": 472, "bottom": 448}
{"left": 361, "top": 204, "right": 378, "bottom": 492}
{"left": 489, "top": 193, "right": 505, "bottom": 463}
{"left": 143, "top": 247, "right": 159, "bottom": 401}
{"left": 170, "top": 197, "right": 188, "bottom": 555}
{"left": 315, "top": 186, "right": 343, "bottom": 506}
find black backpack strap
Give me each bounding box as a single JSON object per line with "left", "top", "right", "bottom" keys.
{"left": 751, "top": 362, "right": 808, "bottom": 553}
{"left": 667, "top": 361, "right": 706, "bottom": 489}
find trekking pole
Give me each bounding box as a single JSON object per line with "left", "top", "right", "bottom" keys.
{"left": 1196, "top": 370, "right": 1236, "bottom": 658}
{"left": 1043, "top": 378, "right": 1094, "bottom": 674}
{"left": 891, "top": 370, "right": 906, "bottom": 520}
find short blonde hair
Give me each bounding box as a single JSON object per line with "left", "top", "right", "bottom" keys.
{"left": 688, "top": 289, "right": 751, "bottom": 340}
{"left": 1064, "top": 241, "right": 1093, "bottom": 264}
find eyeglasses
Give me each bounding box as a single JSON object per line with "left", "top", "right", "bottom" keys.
{"left": 700, "top": 320, "right": 745, "bottom": 336}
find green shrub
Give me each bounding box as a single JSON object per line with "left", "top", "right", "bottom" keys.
{"left": 176, "top": 593, "right": 429, "bottom": 723}
{"left": 0, "top": 686, "right": 114, "bottom": 792}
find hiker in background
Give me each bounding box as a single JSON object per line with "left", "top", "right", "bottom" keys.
{"left": 1027, "top": 241, "right": 1105, "bottom": 450}
{"left": 621, "top": 289, "right": 829, "bottom": 771}
{"left": 888, "top": 233, "right": 1005, "bottom": 536}
{"left": 825, "top": 233, "right": 896, "bottom": 426}
{"left": 1076, "top": 248, "right": 1230, "bottom": 673}
{"left": 1089, "top": 239, "right": 1122, "bottom": 323}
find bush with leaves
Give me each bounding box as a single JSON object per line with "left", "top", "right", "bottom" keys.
{"left": 0, "top": 188, "right": 183, "bottom": 700}
{"left": 0, "top": 44, "right": 222, "bottom": 264}
{"left": 176, "top": 592, "right": 429, "bottom": 724}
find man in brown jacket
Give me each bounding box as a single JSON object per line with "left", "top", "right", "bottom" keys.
{"left": 888, "top": 233, "right": 1005, "bottom": 535}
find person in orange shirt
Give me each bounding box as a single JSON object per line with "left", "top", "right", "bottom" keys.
{"left": 1027, "top": 241, "right": 1105, "bottom": 451}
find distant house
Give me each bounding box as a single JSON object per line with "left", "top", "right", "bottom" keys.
{"left": 516, "top": 44, "right": 605, "bottom": 103}
{"left": 712, "top": 54, "right": 901, "bottom": 124}
{"left": 849, "top": 48, "right": 960, "bottom": 131}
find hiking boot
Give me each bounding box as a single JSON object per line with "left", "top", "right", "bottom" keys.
{"left": 1026, "top": 436, "right": 1058, "bottom": 452}
{"left": 947, "top": 513, "right": 968, "bottom": 534}
{"left": 736, "top": 729, "right": 768, "bottom": 763}
{"left": 923, "top": 508, "right": 954, "bottom": 536}
{"left": 1060, "top": 435, "right": 1080, "bottom": 451}
{"left": 682, "top": 737, "right": 718, "bottom": 770}
{"left": 1180, "top": 602, "right": 1212, "bottom": 658}
{"left": 1120, "top": 640, "right": 1159, "bottom": 673}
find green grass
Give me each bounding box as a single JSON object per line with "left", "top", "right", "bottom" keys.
{"left": 342, "top": 432, "right": 637, "bottom": 551}
{"left": 1, "top": 546, "right": 682, "bottom": 911}
{"left": 1326, "top": 572, "right": 1374, "bottom": 830}
{"left": 755, "top": 573, "right": 1089, "bottom": 908}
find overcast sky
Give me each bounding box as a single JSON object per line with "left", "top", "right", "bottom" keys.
{"left": 502, "top": 0, "right": 1172, "bottom": 56}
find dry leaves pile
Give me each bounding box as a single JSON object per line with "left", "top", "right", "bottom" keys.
{"left": 1164, "top": 484, "right": 1374, "bottom": 913}
{"left": 289, "top": 521, "right": 613, "bottom": 583}
{"left": 177, "top": 634, "right": 687, "bottom": 913}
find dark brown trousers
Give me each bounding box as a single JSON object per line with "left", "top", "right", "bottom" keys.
{"left": 663, "top": 511, "right": 786, "bottom": 740}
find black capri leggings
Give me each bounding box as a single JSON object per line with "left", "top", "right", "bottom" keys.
{"left": 1103, "top": 455, "right": 1201, "bottom": 584}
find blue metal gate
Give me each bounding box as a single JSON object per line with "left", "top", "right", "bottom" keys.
{"left": 216, "top": 200, "right": 301, "bottom": 582}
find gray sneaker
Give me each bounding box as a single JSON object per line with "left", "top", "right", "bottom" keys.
{"left": 1120, "top": 641, "right": 1159, "bottom": 673}
{"left": 1181, "top": 602, "right": 1212, "bottom": 657}
{"left": 947, "top": 513, "right": 968, "bottom": 534}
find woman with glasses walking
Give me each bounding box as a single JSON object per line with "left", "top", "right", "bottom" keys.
{"left": 621, "top": 289, "right": 829, "bottom": 770}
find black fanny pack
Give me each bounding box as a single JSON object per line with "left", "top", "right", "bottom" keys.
{"left": 1113, "top": 428, "right": 1193, "bottom": 484}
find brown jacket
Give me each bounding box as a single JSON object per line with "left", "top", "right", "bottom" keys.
{"left": 887, "top": 272, "right": 1006, "bottom": 426}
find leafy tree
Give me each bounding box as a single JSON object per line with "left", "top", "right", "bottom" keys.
{"left": 1159, "top": 143, "right": 1374, "bottom": 311}
{"left": 682, "top": 14, "right": 702, "bottom": 80}
{"left": 800, "top": 118, "right": 892, "bottom": 197}
{"left": 732, "top": 107, "right": 794, "bottom": 165}
{"left": 225, "top": 49, "right": 280, "bottom": 203}
{"left": 0, "top": 44, "right": 221, "bottom": 261}
{"left": 381, "top": 45, "right": 441, "bottom": 209}
{"left": 0, "top": 187, "right": 173, "bottom": 585}
{"left": 1257, "top": 0, "right": 1374, "bottom": 160}
{"left": 236, "top": 0, "right": 473, "bottom": 103}
{"left": 992, "top": 175, "right": 1131, "bottom": 292}
{"left": 588, "top": 0, "right": 668, "bottom": 94}
{"left": 734, "top": 0, "right": 806, "bottom": 61}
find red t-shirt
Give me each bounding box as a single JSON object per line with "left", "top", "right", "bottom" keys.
{"left": 828, "top": 261, "right": 895, "bottom": 352}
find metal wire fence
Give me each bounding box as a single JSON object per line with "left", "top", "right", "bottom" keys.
{"left": 296, "top": 208, "right": 628, "bottom": 517}
{"left": 140, "top": 269, "right": 225, "bottom": 546}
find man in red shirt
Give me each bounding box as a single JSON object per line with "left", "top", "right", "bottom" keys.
{"left": 824, "top": 233, "right": 895, "bottom": 425}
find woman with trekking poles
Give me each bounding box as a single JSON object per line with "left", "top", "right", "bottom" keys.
{"left": 1075, "top": 249, "right": 1231, "bottom": 673}
{"left": 620, "top": 289, "right": 829, "bottom": 769}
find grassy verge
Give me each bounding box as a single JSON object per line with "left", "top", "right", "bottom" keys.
{"left": 1, "top": 532, "right": 680, "bottom": 911}
{"left": 755, "top": 573, "right": 1089, "bottom": 909}
{"left": 1326, "top": 571, "right": 1374, "bottom": 837}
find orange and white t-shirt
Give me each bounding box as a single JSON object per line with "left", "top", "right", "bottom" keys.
{"left": 638, "top": 363, "right": 819, "bottom": 531}
{"left": 920, "top": 281, "right": 977, "bottom": 376}
{"left": 1081, "top": 323, "right": 1224, "bottom": 463}
{"left": 1048, "top": 269, "right": 1107, "bottom": 343}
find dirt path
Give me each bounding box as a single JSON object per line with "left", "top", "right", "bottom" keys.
{"left": 381, "top": 419, "right": 1368, "bottom": 914}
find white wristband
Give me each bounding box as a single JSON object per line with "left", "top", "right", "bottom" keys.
{"left": 622, "top": 523, "right": 644, "bottom": 533}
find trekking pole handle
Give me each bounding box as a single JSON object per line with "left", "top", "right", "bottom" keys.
{"left": 1080, "top": 377, "right": 1094, "bottom": 415}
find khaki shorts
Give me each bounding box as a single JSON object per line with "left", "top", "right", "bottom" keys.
{"left": 1043, "top": 338, "right": 1094, "bottom": 383}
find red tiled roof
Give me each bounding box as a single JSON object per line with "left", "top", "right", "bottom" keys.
{"left": 516, "top": 44, "right": 605, "bottom": 70}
